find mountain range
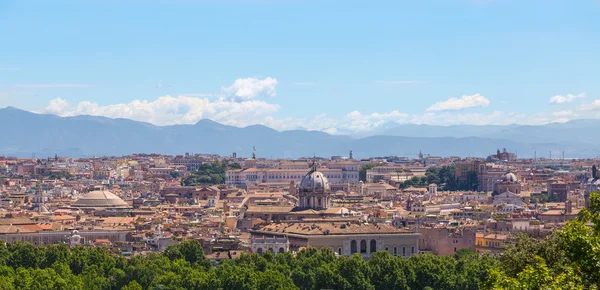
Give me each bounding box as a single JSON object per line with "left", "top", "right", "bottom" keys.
{"left": 1, "top": 106, "right": 598, "bottom": 158}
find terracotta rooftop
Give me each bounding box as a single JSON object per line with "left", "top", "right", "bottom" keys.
{"left": 255, "top": 221, "right": 412, "bottom": 236}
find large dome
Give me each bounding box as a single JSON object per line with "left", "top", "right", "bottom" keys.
{"left": 500, "top": 172, "right": 518, "bottom": 183}
{"left": 72, "top": 190, "right": 130, "bottom": 209}
{"left": 300, "top": 170, "right": 330, "bottom": 192}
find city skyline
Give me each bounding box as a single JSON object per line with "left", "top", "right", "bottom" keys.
{"left": 1, "top": 0, "right": 600, "bottom": 135}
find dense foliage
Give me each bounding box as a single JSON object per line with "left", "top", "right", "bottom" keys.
{"left": 487, "top": 192, "right": 600, "bottom": 289}
{"left": 401, "top": 166, "right": 477, "bottom": 191}
{"left": 182, "top": 161, "right": 240, "bottom": 186}
{"left": 359, "top": 164, "right": 379, "bottom": 182}
{"left": 0, "top": 240, "right": 498, "bottom": 290}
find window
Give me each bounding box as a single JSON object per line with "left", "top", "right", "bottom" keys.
{"left": 402, "top": 247, "right": 406, "bottom": 256}
{"left": 338, "top": 248, "right": 342, "bottom": 256}
{"left": 411, "top": 246, "right": 415, "bottom": 254}
{"left": 351, "top": 240, "right": 357, "bottom": 254}
{"left": 393, "top": 247, "right": 397, "bottom": 256}
{"left": 360, "top": 240, "right": 367, "bottom": 254}
{"left": 370, "top": 239, "right": 377, "bottom": 253}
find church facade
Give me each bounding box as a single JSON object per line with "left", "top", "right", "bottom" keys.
{"left": 250, "top": 162, "right": 420, "bottom": 259}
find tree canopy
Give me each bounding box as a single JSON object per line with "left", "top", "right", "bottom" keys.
{"left": 182, "top": 161, "right": 239, "bottom": 186}
{"left": 359, "top": 164, "right": 379, "bottom": 182}
{"left": 0, "top": 239, "right": 499, "bottom": 290}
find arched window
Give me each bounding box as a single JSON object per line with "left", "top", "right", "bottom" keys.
{"left": 268, "top": 248, "right": 274, "bottom": 253}
{"left": 351, "top": 240, "right": 357, "bottom": 254}
{"left": 393, "top": 247, "right": 397, "bottom": 256}
{"left": 278, "top": 248, "right": 285, "bottom": 253}
{"left": 402, "top": 247, "right": 406, "bottom": 256}
{"left": 385, "top": 247, "right": 389, "bottom": 252}
{"left": 370, "top": 239, "right": 377, "bottom": 253}
{"left": 257, "top": 248, "right": 263, "bottom": 255}
{"left": 338, "top": 247, "right": 342, "bottom": 256}
{"left": 411, "top": 246, "right": 415, "bottom": 255}
{"left": 360, "top": 240, "right": 367, "bottom": 253}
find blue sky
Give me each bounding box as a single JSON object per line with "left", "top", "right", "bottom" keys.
{"left": 1, "top": 0, "right": 599, "bottom": 133}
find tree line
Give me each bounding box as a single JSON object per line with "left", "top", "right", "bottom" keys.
{"left": 0, "top": 240, "right": 496, "bottom": 290}
{"left": 182, "top": 161, "right": 241, "bottom": 186}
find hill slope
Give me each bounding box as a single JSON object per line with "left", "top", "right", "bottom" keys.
{"left": 0, "top": 107, "right": 596, "bottom": 158}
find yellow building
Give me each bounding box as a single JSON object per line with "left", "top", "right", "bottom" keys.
{"left": 475, "top": 232, "right": 507, "bottom": 253}
{"left": 455, "top": 161, "right": 478, "bottom": 183}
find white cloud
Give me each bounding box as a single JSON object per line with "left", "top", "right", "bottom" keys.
{"left": 44, "top": 98, "right": 70, "bottom": 114}
{"left": 344, "top": 110, "right": 409, "bottom": 132}
{"left": 549, "top": 93, "right": 585, "bottom": 104}
{"left": 42, "top": 96, "right": 280, "bottom": 126}
{"left": 15, "top": 83, "right": 93, "bottom": 88}
{"left": 408, "top": 111, "right": 557, "bottom": 126}
{"left": 581, "top": 99, "right": 600, "bottom": 111}
{"left": 426, "top": 93, "right": 490, "bottom": 111}
{"left": 222, "top": 77, "right": 278, "bottom": 100}
{"left": 377, "top": 80, "right": 426, "bottom": 85}
{"left": 261, "top": 113, "right": 340, "bottom": 133}
{"left": 552, "top": 110, "right": 575, "bottom": 118}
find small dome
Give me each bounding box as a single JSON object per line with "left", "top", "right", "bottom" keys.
{"left": 300, "top": 170, "right": 330, "bottom": 192}
{"left": 500, "top": 172, "right": 518, "bottom": 183}
{"left": 72, "top": 190, "right": 130, "bottom": 209}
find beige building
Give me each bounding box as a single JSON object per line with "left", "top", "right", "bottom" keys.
{"left": 477, "top": 164, "right": 506, "bottom": 192}
{"left": 0, "top": 229, "right": 129, "bottom": 246}
{"left": 251, "top": 220, "right": 419, "bottom": 258}
{"left": 494, "top": 172, "right": 522, "bottom": 195}
{"left": 249, "top": 161, "right": 419, "bottom": 258}
{"left": 418, "top": 226, "right": 476, "bottom": 256}
{"left": 226, "top": 166, "right": 359, "bottom": 188}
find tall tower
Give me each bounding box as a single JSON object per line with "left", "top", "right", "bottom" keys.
{"left": 349, "top": 150, "right": 353, "bottom": 160}
{"left": 33, "top": 182, "right": 45, "bottom": 206}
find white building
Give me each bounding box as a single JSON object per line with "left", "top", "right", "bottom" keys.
{"left": 226, "top": 161, "right": 359, "bottom": 188}
{"left": 251, "top": 235, "right": 290, "bottom": 254}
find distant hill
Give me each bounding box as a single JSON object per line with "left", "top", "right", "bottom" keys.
{"left": 0, "top": 106, "right": 597, "bottom": 158}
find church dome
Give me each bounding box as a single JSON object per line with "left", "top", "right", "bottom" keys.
{"left": 500, "top": 172, "right": 518, "bottom": 183}
{"left": 300, "top": 170, "right": 330, "bottom": 192}
{"left": 72, "top": 190, "right": 130, "bottom": 209}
